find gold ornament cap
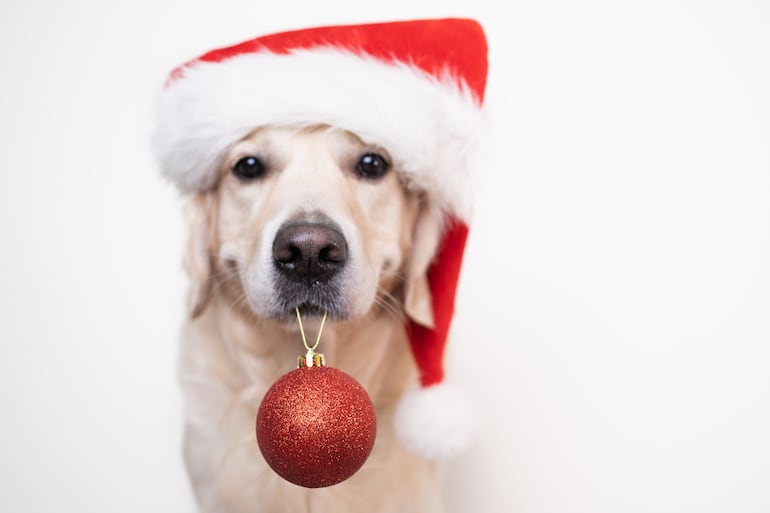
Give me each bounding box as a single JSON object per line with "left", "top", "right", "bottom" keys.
{"left": 298, "top": 350, "right": 326, "bottom": 368}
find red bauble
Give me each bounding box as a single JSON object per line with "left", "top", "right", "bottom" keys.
{"left": 256, "top": 365, "right": 377, "bottom": 488}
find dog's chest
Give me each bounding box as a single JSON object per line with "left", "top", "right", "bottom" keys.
{"left": 179, "top": 301, "right": 443, "bottom": 513}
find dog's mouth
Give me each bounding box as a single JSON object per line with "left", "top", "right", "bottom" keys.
{"left": 293, "top": 302, "right": 333, "bottom": 319}
{"left": 267, "top": 277, "right": 350, "bottom": 321}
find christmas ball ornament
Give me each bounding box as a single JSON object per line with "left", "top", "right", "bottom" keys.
{"left": 257, "top": 364, "right": 376, "bottom": 488}
{"left": 256, "top": 310, "right": 376, "bottom": 488}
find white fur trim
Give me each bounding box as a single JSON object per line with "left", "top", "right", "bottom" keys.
{"left": 394, "top": 382, "right": 477, "bottom": 459}
{"left": 152, "top": 49, "right": 484, "bottom": 220}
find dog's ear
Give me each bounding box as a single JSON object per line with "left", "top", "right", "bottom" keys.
{"left": 403, "top": 201, "right": 444, "bottom": 328}
{"left": 183, "top": 191, "right": 218, "bottom": 319}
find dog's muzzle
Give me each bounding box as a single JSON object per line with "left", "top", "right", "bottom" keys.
{"left": 270, "top": 221, "right": 349, "bottom": 318}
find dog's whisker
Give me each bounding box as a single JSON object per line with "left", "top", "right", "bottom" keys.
{"left": 374, "top": 286, "right": 404, "bottom": 322}
{"left": 232, "top": 292, "right": 252, "bottom": 313}
{"left": 208, "top": 267, "right": 239, "bottom": 288}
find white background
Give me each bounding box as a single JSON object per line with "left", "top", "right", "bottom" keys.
{"left": 1, "top": 1, "right": 768, "bottom": 512}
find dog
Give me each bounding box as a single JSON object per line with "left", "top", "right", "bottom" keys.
{"left": 178, "top": 124, "right": 451, "bottom": 513}
{"left": 154, "top": 18, "right": 489, "bottom": 513}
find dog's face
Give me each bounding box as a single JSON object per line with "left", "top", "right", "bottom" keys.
{"left": 185, "top": 126, "right": 442, "bottom": 325}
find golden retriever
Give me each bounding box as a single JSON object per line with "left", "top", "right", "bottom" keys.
{"left": 179, "top": 124, "right": 449, "bottom": 513}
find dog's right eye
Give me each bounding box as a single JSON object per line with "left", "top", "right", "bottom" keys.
{"left": 232, "top": 156, "right": 266, "bottom": 180}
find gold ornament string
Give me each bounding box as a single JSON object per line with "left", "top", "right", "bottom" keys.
{"left": 295, "top": 307, "right": 327, "bottom": 352}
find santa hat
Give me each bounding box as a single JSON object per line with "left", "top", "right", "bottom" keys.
{"left": 153, "top": 18, "right": 488, "bottom": 459}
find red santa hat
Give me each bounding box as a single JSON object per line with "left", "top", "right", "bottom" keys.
{"left": 153, "top": 18, "right": 488, "bottom": 459}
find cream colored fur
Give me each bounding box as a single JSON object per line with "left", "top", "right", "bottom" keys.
{"left": 178, "top": 126, "right": 447, "bottom": 512}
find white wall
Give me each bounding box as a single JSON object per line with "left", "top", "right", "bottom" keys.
{"left": 1, "top": 1, "right": 768, "bottom": 512}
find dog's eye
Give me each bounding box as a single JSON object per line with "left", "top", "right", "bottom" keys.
{"left": 232, "top": 156, "right": 266, "bottom": 180}
{"left": 355, "top": 153, "right": 390, "bottom": 180}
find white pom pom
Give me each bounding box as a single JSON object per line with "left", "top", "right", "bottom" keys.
{"left": 394, "top": 382, "right": 477, "bottom": 459}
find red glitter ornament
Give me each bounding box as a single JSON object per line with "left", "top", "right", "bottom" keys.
{"left": 256, "top": 311, "right": 377, "bottom": 488}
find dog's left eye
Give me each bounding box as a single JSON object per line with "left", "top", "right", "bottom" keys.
{"left": 355, "top": 153, "right": 390, "bottom": 180}
{"left": 232, "top": 156, "right": 266, "bottom": 180}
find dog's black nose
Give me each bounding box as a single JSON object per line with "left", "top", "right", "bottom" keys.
{"left": 272, "top": 223, "right": 347, "bottom": 284}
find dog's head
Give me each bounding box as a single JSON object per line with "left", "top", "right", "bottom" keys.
{"left": 185, "top": 125, "right": 444, "bottom": 325}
